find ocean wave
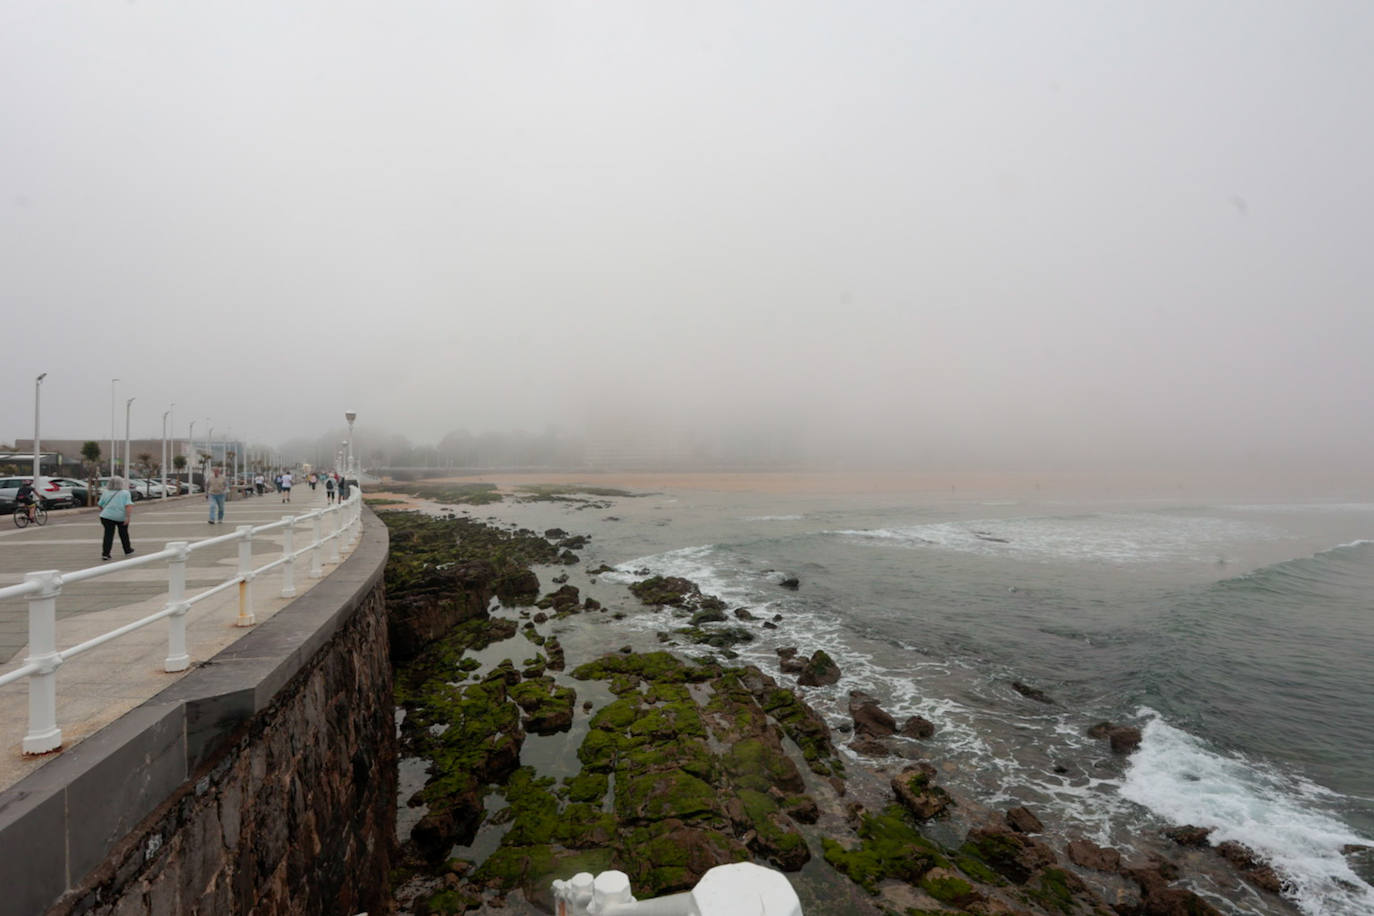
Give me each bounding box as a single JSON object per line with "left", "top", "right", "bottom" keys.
{"left": 1121, "top": 710, "right": 1374, "bottom": 916}
{"left": 831, "top": 513, "right": 1278, "bottom": 563}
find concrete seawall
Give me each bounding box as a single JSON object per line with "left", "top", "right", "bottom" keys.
{"left": 0, "top": 509, "right": 395, "bottom": 915}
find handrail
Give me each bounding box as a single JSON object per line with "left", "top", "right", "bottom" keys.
{"left": 0, "top": 484, "right": 366, "bottom": 754}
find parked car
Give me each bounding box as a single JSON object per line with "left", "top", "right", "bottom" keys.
{"left": 98, "top": 477, "right": 145, "bottom": 501}
{"left": 52, "top": 477, "right": 93, "bottom": 507}
{"left": 0, "top": 476, "right": 75, "bottom": 512}
{"left": 179, "top": 481, "right": 203, "bottom": 494}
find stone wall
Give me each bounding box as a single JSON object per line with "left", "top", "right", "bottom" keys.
{"left": 0, "top": 511, "right": 395, "bottom": 916}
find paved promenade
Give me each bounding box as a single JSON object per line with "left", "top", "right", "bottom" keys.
{"left": 0, "top": 484, "right": 357, "bottom": 792}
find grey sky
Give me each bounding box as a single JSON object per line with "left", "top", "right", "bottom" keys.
{"left": 3, "top": 1, "right": 1372, "bottom": 472}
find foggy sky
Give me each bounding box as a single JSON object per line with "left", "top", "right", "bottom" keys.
{"left": 3, "top": 2, "right": 1373, "bottom": 474}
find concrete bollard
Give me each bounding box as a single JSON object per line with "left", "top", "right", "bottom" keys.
{"left": 552, "top": 863, "right": 801, "bottom": 916}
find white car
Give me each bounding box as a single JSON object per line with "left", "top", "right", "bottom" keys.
{"left": 0, "top": 476, "right": 74, "bottom": 511}
{"left": 98, "top": 477, "right": 146, "bottom": 501}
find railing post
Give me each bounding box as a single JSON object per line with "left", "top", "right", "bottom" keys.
{"left": 22, "top": 570, "right": 64, "bottom": 755}
{"left": 281, "top": 515, "right": 296, "bottom": 598}
{"left": 165, "top": 541, "right": 191, "bottom": 672}
{"left": 236, "top": 525, "right": 256, "bottom": 627}
{"left": 310, "top": 512, "right": 323, "bottom": 579}
{"left": 329, "top": 506, "right": 342, "bottom": 565}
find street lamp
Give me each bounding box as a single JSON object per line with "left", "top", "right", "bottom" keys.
{"left": 344, "top": 410, "right": 356, "bottom": 477}
{"left": 188, "top": 419, "right": 197, "bottom": 490}
{"left": 110, "top": 378, "right": 119, "bottom": 477}
{"left": 33, "top": 372, "right": 47, "bottom": 483}
{"left": 125, "top": 397, "right": 135, "bottom": 485}
{"left": 161, "top": 407, "right": 171, "bottom": 498}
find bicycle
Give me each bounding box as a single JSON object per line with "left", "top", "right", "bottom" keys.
{"left": 13, "top": 501, "right": 47, "bottom": 528}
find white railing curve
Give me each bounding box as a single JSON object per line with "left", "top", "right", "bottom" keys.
{"left": 0, "top": 485, "right": 365, "bottom": 756}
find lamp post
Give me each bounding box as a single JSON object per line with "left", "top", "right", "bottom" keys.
{"left": 110, "top": 378, "right": 119, "bottom": 477}
{"left": 344, "top": 410, "right": 356, "bottom": 477}
{"left": 188, "top": 419, "right": 197, "bottom": 490}
{"left": 33, "top": 372, "right": 47, "bottom": 483}
{"left": 125, "top": 397, "right": 135, "bottom": 484}
{"left": 161, "top": 408, "right": 171, "bottom": 498}
{"left": 207, "top": 425, "right": 214, "bottom": 479}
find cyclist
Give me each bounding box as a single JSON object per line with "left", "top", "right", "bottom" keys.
{"left": 15, "top": 479, "right": 40, "bottom": 523}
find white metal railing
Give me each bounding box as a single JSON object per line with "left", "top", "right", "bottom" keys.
{"left": 0, "top": 485, "right": 365, "bottom": 755}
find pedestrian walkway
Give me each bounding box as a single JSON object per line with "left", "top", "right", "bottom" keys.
{"left": 0, "top": 483, "right": 357, "bottom": 792}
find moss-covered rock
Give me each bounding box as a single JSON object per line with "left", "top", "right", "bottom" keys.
{"left": 508, "top": 676, "right": 576, "bottom": 734}
{"left": 821, "top": 805, "right": 946, "bottom": 893}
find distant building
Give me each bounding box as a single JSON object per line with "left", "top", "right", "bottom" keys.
{"left": 12, "top": 438, "right": 244, "bottom": 476}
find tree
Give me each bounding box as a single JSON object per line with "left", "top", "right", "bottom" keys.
{"left": 137, "top": 452, "right": 154, "bottom": 496}
{"left": 80, "top": 442, "right": 102, "bottom": 506}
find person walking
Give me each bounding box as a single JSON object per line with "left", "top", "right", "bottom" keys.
{"left": 280, "top": 470, "right": 293, "bottom": 503}
{"left": 97, "top": 476, "right": 134, "bottom": 560}
{"left": 324, "top": 474, "right": 336, "bottom": 504}
{"left": 207, "top": 467, "right": 228, "bottom": 524}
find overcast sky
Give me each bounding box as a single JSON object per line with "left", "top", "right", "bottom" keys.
{"left": 3, "top": 1, "right": 1372, "bottom": 473}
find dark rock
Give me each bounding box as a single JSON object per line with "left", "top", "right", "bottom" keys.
{"left": 963, "top": 823, "right": 1055, "bottom": 884}
{"left": 778, "top": 577, "right": 800, "bottom": 590}
{"left": 1165, "top": 825, "right": 1213, "bottom": 847}
{"left": 1005, "top": 806, "right": 1043, "bottom": 834}
{"left": 848, "top": 690, "right": 896, "bottom": 738}
{"left": 532, "top": 612, "right": 548, "bottom": 624}
{"left": 1125, "top": 864, "right": 1224, "bottom": 915}
{"left": 629, "top": 575, "right": 700, "bottom": 607}
{"left": 1066, "top": 838, "right": 1122, "bottom": 872}
{"left": 544, "top": 528, "right": 568, "bottom": 538}
{"left": 898, "top": 715, "right": 935, "bottom": 739}
{"left": 583, "top": 598, "right": 601, "bottom": 612}
{"left": 551, "top": 573, "right": 569, "bottom": 584}
{"left": 1109, "top": 726, "right": 1142, "bottom": 755}
{"left": 690, "top": 608, "right": 728, "bottom": 625}
{"left": 1012, "top": 681, "right": 1054, "bottom": 704}
{"left": 762, "top": 621, "right": 777, "bottom": 629}
{"left": 771, "top": 614, "right": 783, "bottom": 622}
{"left": 777, "top": 649, "right": 805, "bottom": 674}
{"left": 1087, "top": 721, "right": 1113, "bottom": 739}
{"left": 733, "top": 607, "right": 757, "bottom": 621}
{"left": 796, "top": 650, "right": 841, "bottom": 687}
{"left": 1215, "top": 840, "right": 1262, "bottom": 871}
{"left": 847, "top": 737, "right": 890, "bottom": 757}
{"left": 892, "top": 764, "right": 951, "bottom": 820}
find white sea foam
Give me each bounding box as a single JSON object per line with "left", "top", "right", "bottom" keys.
{"left": 834, "top": 513, "right": 1278, "bottom": 564}
{"left": 1121, "top": 710, "right": 1374, "bottom": 916}
{"left": 743, "top": 514, "right": 803, "bottom": 521}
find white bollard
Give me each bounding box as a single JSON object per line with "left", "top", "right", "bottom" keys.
{"left": 691, "top": 863, "right": 802, "bottom": 916}
{"left": 590, "top": 871, "right": 635, "bottom": 914}
{"left": 22, "top": 570, "right": 63, "bottom": 755}
{"left": 281, "top": 515, "right": 296, "bottom": 598}
{"left": 164, "top": 541, "right": 191, "bottom": 671}
{"left": 551, "top": 872, "right": 596, "bottom": 915}
{"left": 236, "top": 525, "right": 256, "bottom": 626}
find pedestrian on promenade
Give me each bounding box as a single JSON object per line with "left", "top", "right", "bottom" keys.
{"left": 308, "top": 472, "right": 318, "bottom": 491}
{"left": 207, "top": 467, "right": 228, "bottom": 524}
{"left": 338, "top": 474, "right": 351, "bottom": 502}
{"left": 97, "top": 476, "right": 134, "bottom": 560}
{"left": 254, "top": 473, "right": 265, "bottom": 496}
{"left": 324, "top": 475, "right": 335, "bottom": 504}
{"left": 281, "top": 470, "right": 293, "bottom": 503}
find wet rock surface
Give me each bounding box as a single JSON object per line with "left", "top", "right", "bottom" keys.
{"left": 380, "top": 510, "right": 1297, "bottom": 916}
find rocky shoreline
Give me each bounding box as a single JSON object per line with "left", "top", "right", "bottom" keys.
{"left": 379, "top": 508, "right": 1294, "bottom": 915}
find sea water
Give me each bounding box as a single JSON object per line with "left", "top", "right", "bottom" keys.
{"left": 459, "top": 482, "right": 1374, "bottom": 915}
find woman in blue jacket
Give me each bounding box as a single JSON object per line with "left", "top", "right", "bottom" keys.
{"left": 98, "top": 476, "right": 135, "bottom": 561}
